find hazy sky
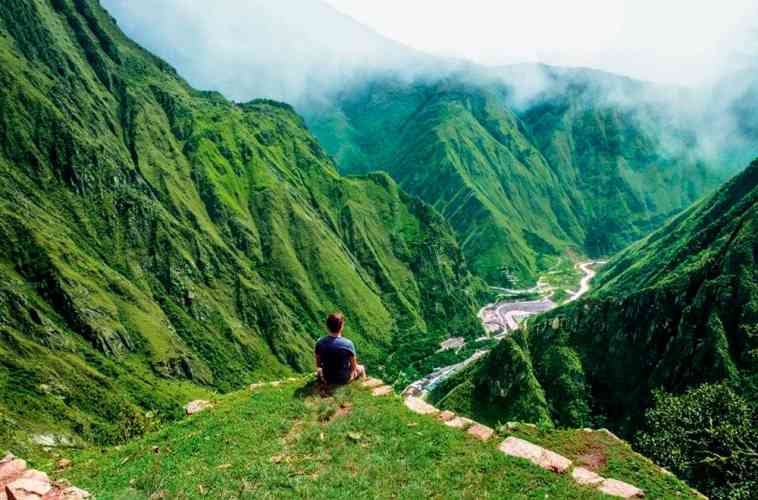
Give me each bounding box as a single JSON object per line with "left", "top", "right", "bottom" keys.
{"left": 101, "top": 0, "right": 757, "bottom": 104}
{"left": 324, "top": 0, "right": 757, "bottom": 86}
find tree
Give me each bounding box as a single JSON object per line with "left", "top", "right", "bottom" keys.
{"left": 636, "top": 383, "right": 757, "bottom": 499}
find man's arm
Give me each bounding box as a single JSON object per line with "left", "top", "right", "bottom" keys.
{"left": 316, "top": 353, "right": 321, "bottom": 368}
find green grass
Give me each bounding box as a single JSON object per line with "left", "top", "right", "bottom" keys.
{"left": 23, "top": 379, "right": 696, "bottom": 499}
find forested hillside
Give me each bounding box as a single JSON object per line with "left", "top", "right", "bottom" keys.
{"left": 307, "top": 70, "right": 725, "bottom": 283}
{"left": 0, "top": 0, "right": 483, "bottom": 446}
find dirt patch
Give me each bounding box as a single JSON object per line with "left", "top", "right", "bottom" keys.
{"left": 576, "top": 444, "right": 608, "bottom": 471}
{"left": 334, "top": 402, "right": 352, "bottom": 418}
{"left": 318, "top": 402, "right": 353, "bottom": 423}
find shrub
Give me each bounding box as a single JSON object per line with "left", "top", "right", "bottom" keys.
{"left": 636, "top": 383, "right": 757, "bottom": 499}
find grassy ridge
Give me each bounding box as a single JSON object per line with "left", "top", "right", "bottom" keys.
{"left": 26, "top": 379, "right": 696, "bottom": 499}
{"left": 0, "top": 0, "right": 483, "bottom": 448}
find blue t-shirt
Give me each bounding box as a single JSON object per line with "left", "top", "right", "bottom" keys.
{"left": 315, "top": 335, "right": 356, "bottom": 385}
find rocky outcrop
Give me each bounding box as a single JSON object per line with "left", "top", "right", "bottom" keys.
{"left": 0, "top": 453, "right": 90, "bottom": 500}
{"left": 184, "top": 400, "right": 213, "bottom": 416}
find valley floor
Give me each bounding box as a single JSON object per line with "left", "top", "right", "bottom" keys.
{"left": 404, "top": 261, "right": 602, "bottom": 397}
{"left": 29, "top": 379, "right": 696, "bottom": 499}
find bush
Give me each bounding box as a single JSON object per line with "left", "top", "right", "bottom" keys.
{"left": 636, "top": 383, "right": 757, "bottom": 499}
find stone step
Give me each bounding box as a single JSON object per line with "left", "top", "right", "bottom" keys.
{"left": 597, "top": 478, "right": 645, "bottom": 498}
{"left": 467, "top": 423, "right": 494, "bottom": 441}
{"left": 498, "top": 437, "right": 572, "bottom": 473}
{"left": 371, "top": 385, "right": 392, "bottom": 396}
{"left": 444, "top": 416, "right": 475, "bottom": 430}
{"left": 403, "top": 397, "right": 439, "bottom": 415}
{"left": 571, "top": 467, "right": 604, "bottom": 486}
{"left": 437, "top": 410, "right": 456, "bottom": 422}
{"left": 361, "top": 378, "right": 384, "bottom": 388}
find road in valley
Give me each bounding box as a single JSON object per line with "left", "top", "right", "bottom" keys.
{"left": 566, "top": 261, "right": 605, "bottom": 302}
{"left": 404, "top": 261, "right": 603, "bottom": 398}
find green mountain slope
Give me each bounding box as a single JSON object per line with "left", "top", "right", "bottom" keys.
{"left": 306, "top": 71, "right": 725, "bottom": 283}
{"left": 529, "top": 158, "right": 758, "bottom": 432}
{"left": 435, "top": 158, "right": 757, "bottom": 429}
{"left": 0, "top": 0, "right": 483, "bottom": 446}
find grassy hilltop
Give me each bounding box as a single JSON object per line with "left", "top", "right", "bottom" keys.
{"left": 26, "top": 379, "right": 698, "bottom": 499}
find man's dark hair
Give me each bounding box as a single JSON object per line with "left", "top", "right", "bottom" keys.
{"left": 326, "top": 312, "right": 344, "bottom": 334}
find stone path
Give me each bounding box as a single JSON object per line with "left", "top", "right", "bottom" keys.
{"left": 365, "top": 380, "right": 648, "bottom": 499}
{"left": 0, "top": 453, "right": 90, "bottom": 500}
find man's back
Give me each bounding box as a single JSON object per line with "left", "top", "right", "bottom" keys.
{"left": 315, "top": 335, "right": 355, "bottom": 385}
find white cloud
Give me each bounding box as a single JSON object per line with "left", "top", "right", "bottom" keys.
{"left": 324, "top": 0, "right": 757, "bottom": 86}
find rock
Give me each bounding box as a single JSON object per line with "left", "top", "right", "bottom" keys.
{"left": 371, "top": 385, "right": 392, "bottom": 396}
{"left": 571, "top": 467, "right": 604, "bottom": 486}
{"left": 403, "top": 397, "right": 438, "bottom": 415}
{"left": 437, "top": 410, "right": 456, "bottom": 422}
{"left": 5, "top": 477, "right": 52, "bottom": 499}
{"left": 0, "top": 458, "right": 27, "bottom": 483}
{"left": 498, "top": 437, "right": 572, "bottom": 473}
{"left": 401, "top": 385, "right": 422, "bottom": 398}
{"left": 248, "top": 383, "right": 263, "bottom": 391}
{"left": 597, "top": 478, "right": 645, "bottom": 498}
{"left": 31, "top": 435, "right": 55, "bottom": 447}
{"left": 19, "top": 472, "right": 46, "bottom": 484}
{"left": 444, "top": 417, "right": 474, "bottom": 430}
{"left": 184, "top": 400, "right": 212, "bottom": 415}
{"left": 55, "top": 459, "right": 72, "bottom": 470}
{"left": 361, "top": 378, "right": 384, "bottom": 388}
{"left": 59, "top": 486, "right": 91, "bottom": 499}
{"left": 467, "top": 423, "right": 494, "bottom": 441}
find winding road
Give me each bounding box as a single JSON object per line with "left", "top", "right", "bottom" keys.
{"left": 566, "top": 261, "right": 605, "bottom": 302}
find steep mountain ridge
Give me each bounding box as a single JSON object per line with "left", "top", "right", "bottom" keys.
{"left": 0, "top": 0, "right": 482, "bottom": 446}
{"left": 432, "top": 158, "right": 758, "bottom": 436}
{"left": 307, "top": 71, "right": 727, "bottom": 282}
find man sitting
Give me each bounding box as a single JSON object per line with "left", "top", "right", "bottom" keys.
{"left": 316, "top": 312, "right": 366, "bottom": 385}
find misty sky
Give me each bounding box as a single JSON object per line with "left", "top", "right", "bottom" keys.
{"left": 325, "top": 0, "right": 757, "bottom": 86}
{"left": 101, "top": 0, "right": 757, "bottom": 104}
